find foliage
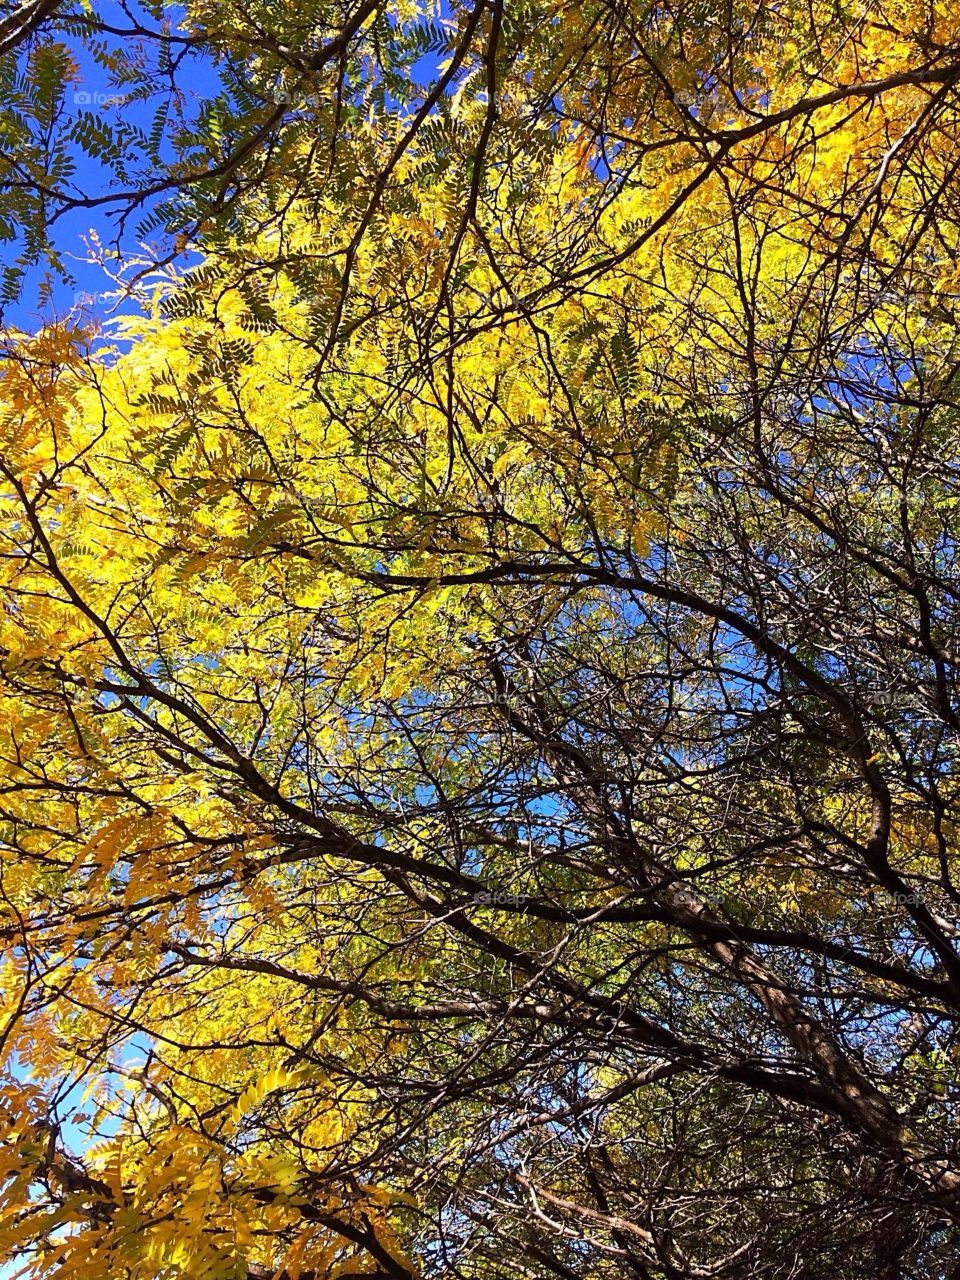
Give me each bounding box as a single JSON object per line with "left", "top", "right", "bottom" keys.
{"left": 3, "top": 1, "right": 960, "bottom": 1278}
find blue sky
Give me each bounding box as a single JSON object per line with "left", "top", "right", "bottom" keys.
{"left": 4, "top": 0, "right": 220, "bottom": 333}
{"left": 3, "top": 0, "right": 451, "bottom": 336}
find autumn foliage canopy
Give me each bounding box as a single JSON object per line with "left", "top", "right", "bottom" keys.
{"left": 3, "top": 0, "right": 960, "bottom": 1276}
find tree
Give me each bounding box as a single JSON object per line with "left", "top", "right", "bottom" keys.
{"left": 3, "top": 1, "right": 960, "bottom": 1278}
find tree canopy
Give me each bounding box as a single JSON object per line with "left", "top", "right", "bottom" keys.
{"left": 3, "top": 1, "right": 960, "bottom": 1277}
